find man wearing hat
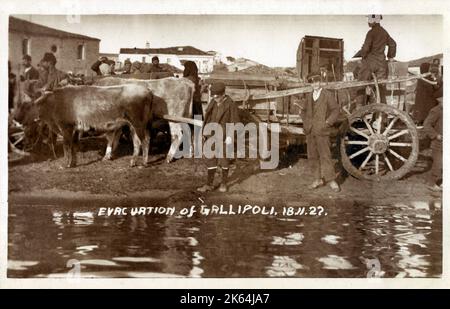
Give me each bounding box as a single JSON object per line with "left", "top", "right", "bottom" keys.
{"left": 353, "top": 15, "right": 397, "bottom": 103}
{"left": 20, "top": 54, "right": 40, "bottom": 82}
{"left": 149, "top": 56, "right": 166, "bottom": 73}
{"left": 423, "top": 94, "right": 443, "bottom": 192}
{"left": 301, "top": 72, "right": 341, "bottom": 192}
{"left": 38, "top": 52, "right": 68, "bottom": 92}
{"left": 197, "top": 82, "right": 240, "bottom": 193}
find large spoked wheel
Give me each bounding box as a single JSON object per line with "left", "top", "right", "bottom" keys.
{"left": 340, "top": 104, "right": 419, "bottom": 181}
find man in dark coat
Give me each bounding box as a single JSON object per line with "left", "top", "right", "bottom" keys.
{"left": 183, "top": 60, "right": 203, "bottom": 117}
{"left": 20, "top": 54, "right": 40, "bottom": 81}
{"left": 423, "top": 95, "right": 442, "bottom": 192}
{"left": 197, "top": 82, "right": 240, "bottom": 193}
{"left": 19, "top": 54, "right": 40, "bottom": 99}
{"left": 412, "top": 63, "right": 438, "bottom": 124}
{"left": 301, "top": 73, "right": 341, "bottom": 192}
{"left": 353, "top": 15, "right": 396, "bottom": 103}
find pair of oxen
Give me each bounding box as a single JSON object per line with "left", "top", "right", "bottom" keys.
{"left": 14, "top": 77, "right": 195, "bottom": 167}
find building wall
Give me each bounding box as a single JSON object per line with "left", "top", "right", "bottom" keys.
{"left": 118, "top": 53, "right": 154, "bottom": 64}
{"left": 9, "top": 31, "right": 99, "bottom": 77}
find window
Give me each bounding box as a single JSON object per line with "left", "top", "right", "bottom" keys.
{"left": 77, "top": 44, "right": 85, "bottom": 60}
{"left": 142, "top": 56, "right": 146, "bottom": 63}
{"left": 22, "top": 38, "right": 29, "bottom": 55}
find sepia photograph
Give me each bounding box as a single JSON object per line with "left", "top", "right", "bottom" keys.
{"left": 2, "top": 0, "right": 447, "bottom": 285}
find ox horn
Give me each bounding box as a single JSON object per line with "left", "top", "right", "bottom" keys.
{"left": 34, "top": 91, "right": 53, "bottom": 105}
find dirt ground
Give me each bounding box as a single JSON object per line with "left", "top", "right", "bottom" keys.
{"left": 8, "top": 133, "right": 442, "bottom": 207}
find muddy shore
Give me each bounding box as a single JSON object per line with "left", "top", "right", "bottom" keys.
{"left": 8, "top": 137, "right": 441, "bottom": 208}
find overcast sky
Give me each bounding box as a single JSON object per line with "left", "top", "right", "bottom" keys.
{"left": 16, "top": 14, "right": 443, "bottom": 67}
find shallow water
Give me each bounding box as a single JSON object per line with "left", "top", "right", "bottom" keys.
{"left": 8, "top": 198, "right": 442, "bottom": 278}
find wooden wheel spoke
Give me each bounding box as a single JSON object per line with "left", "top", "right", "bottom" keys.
{"left": 343, "top": 106, "right": 351, "bottom": 115}
{"left": 349, "top": 146, "right": 370, "bottom": 159}
{"left": 359, "top": 151, "right": 373, "bottom": 169}
{"left": 388, "top": 129, "right": 409, "bottom": 141}
{"left": 383, "top": 117, "right": 398, "bottom": 136}
{"left": 375, "top": 154, "right": 380, "bottom": 174}
{"left": 388, "top": 149, "right": 407, "bottom": 162}
{"left": 384, "top": 154, "right": 394, "bottom": 171}
{"left": 389, "top": 142, "right": 412, "bottom": 147}
{"left": 13, "top": 135, "right": 24, "bottom": 146}
{"left": 344, "top": 140, "right": 369, "bottom": 145}
{"left": 350, "top": 126, "right": 370, "bottom": 140}
{"left": 363, "top": 117, "right": 374, "bottom": 135}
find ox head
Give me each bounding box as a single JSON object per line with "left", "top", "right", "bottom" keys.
{"left": 13, "top": 80, "right": 35, "bottom": 124}
{"left": 13, "top": 81, "right": 52, "bottom": 125}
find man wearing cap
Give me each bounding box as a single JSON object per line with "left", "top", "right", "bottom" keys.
{"left": 20, "top": 54, "right": 40, "bottom": 99}
{"left": 301, "top": 73, "right": 341, "bottom": 193}
{"left": 37, "top": 52, "right": 68, "bottom": 92}
{"left": 353, "top": 15, "right": 397, "bottom": 103}
{"left": 149, "top": 56, "right": 166, "bottom": 73}
{"left": 197, "top": 82, "right": 240, "bottom": 193}
{"left": 423, "top": 95, "right": 443, "bottom": 192}
{"left": 20, "top": 54, "right": 40, "bottom": 82}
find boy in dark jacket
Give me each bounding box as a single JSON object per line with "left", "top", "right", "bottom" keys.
{"left": 423, "top": 95, "right": 443, "bottom": 191}
{"left": 301, "top": 72, "right": 341, "bottom": 192}
{"left": 197, "top": 82, "right": 240, "bottom": 193}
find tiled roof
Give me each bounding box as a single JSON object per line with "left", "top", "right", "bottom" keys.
{"left": 120, "top": 46, "right": 210, "bottom": 56}
{"left": 9, "top": 16, "right": 100, "bottom": 41}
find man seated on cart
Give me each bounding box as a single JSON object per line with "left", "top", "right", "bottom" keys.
{"left": 353, "top": 14, "right": 396, "bottom": 104}
{"left": 301, "top": 72, "right": 341, "bottom": 193}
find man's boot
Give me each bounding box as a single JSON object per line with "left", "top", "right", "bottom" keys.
{"left": 197, "top": 167, "right": 216, "bottom": 192}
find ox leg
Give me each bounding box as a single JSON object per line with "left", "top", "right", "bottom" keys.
{"left": 103, "top": 131, "right": 117, "bottom": 161}
{"left": 166, "top": 122, "right": 183, "bottom": 163}
{"left": 142, "top": 127, "right": 150, "bottom": 166}
{"left": 70, "top": 130, "right": 79, "bottom": 167}
{"left": 49, "top": 131, "right": 58, "bottom": 159}
{"left": 133, "top": 126, "right": 149, "bottom": 166}
{"left": 61, "top": 126, "right": 74, "bottom": 168}
{"left": 111, "top": 128, "right": 122, "bottom": 153}
{"left": 129, "top": 126, "right": 142, "bottom": 167}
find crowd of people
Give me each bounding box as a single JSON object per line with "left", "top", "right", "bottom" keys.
{"left": 8, "top": 52, "right": 70, "bottom": 113}
{"left": 90, "top": 55, "right": 174, "bottom": 76}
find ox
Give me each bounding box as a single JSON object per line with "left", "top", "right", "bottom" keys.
{"left": 94, "top": 77, "right": 194, "bottom": 162}
{"left": 18, "top": 84, "right": 153, "bottom": 168}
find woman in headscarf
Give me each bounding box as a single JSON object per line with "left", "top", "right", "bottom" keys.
{"left": 412, "top": 62, "right": 437, "bottom": 125}
{"left": 183, "top": 61, "right": 203, "bottom": 118}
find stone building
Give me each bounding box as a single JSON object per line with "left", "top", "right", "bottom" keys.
{"left": 9, "top": 16, "right": 100, "bottom": 76}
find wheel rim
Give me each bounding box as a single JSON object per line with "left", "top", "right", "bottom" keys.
{"left": 340, "top": 104, "right": 419, "bottom": 181}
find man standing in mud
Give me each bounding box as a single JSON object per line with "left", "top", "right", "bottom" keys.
{"left": 423, "top": 95, "right": 443, "bottom": 192}
{"left": 197, "top": 82, "right": 240, "bottom": 193}
{"left": 301, "top": 73, "right": 341, "bottom": 193}
{"left": 353, "top": 15, "right": 396, "bottom": 103}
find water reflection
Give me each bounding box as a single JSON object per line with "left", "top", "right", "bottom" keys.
{"left": 8, "top": 198, "right": 442, "bottom": 278}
